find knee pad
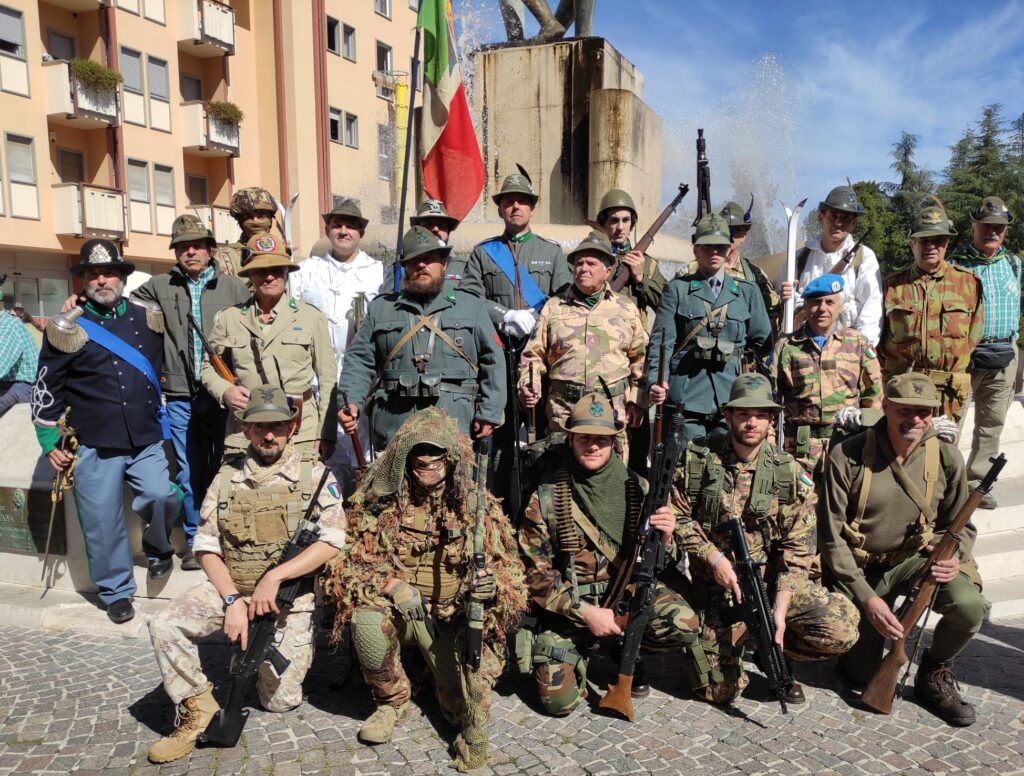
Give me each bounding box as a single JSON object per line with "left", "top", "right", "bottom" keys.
{"left": 351, "top": 609, "right": 391, "bottom": 671}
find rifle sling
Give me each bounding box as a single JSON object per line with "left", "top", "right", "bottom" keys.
{"left": 671, "top": 304, "right": 729, "bottom": 361}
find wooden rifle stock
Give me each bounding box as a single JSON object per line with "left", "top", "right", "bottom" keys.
{"left": 609, "top": 183, "right": 689, "bottom": 292}
{"left": 792, "top": 235, "right": 865, "bottom": 330}
{"left": 861, "top": 454, "right": 1007, "bottom": 714}
{"left": 339, "top": 392, "right": 367, "bottom": 474}
{"left": 187, "top": 313, "right": 238, "bottom": 385}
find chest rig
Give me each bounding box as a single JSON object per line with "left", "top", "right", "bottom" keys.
{"left": 398, "top": 501, "right": 468, "bottom": 604}
{"left": 216, "top": 451, "right": 315, "bottom": 595}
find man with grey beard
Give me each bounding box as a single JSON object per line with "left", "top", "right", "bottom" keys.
{"left": 32, "top": 239, "right": 179, "bottom": 624}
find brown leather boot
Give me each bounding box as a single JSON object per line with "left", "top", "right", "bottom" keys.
{"left": 914, "top": 651, "right": 976, "bottom": 727}
{"left": 147, "top": 684, "right": 220, "bottom": 763}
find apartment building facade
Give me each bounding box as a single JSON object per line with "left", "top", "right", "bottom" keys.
{"left": 0, "top": 0, "right": 418, "bottom": 316}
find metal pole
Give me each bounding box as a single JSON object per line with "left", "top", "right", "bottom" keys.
{"left": 393, "top": 22, "right": 422, "bottom": 292}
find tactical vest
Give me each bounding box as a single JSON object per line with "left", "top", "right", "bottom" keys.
{"left": 217, "top": 451, "right": 315, "bottom": 595}
{"left": 398, "top": 505, "right": 468, "bottom": 604}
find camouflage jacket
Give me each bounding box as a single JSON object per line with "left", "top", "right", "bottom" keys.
{"left": 671, "top": 439, "right": 816, "bottom": 594}
{"left": 879, "top": 259, "right": 984, "bottom": 376}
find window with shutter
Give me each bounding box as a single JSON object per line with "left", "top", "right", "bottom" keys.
{"left": 127, "top": 159, "right": 149, "bottom": 202}
{"left": 154, "top": 164, "right": 174, "bottom": 205}
{"left": 0, "top": 6, "right": 25, "bottom": 60}
{"left": 121, "top": 48, "right": 143, "bottom": 93}
{"left": 147, "top": 56, "right": 168, "bottom": 100}
{"left": 5, "top": 134, "right": 34, "bottom": 183}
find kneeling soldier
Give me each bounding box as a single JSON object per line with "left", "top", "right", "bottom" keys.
{"left": 673, "top": 374, "right": 859, "bottom": 705}
{"left": 518, "top": 393, "right": 703, "bottom": 716}
{"left": 325, "top": 408, "right": 525, "bottom": 772}
{"left": 146, "top": 386, "right": 347, "bottom": 763}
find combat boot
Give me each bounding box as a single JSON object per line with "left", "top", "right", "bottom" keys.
{"left": 914, "top": 650, "right": 976, "bottom": 727}
{"left": 358, "top": 702, "right": 409, "bottom": 745}
{"left": 147, "top": 683, "right": 220, "bottom": 763}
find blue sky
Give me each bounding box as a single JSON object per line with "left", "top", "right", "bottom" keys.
{"left": 455, "top": 0, "right": 1024, "bottom": 220}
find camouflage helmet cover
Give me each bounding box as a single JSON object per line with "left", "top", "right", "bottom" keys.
{"left": 229, "top": 187, "right": 276, "bottom": 219}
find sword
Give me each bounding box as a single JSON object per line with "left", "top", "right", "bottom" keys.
{"left": 272, "top": 192, "right": 299, "bottom": 252}
{"left": 42, "top": 411, "right": 78, "bottom": 587}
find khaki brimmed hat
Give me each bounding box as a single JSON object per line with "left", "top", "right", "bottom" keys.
{"left": 568, "top": 230, "right": 616, "bottom": 265}
{"left": 72, "top": 239, "right": 135, "bottom": 277}
{"left": 909, "top": 206, "right": 957, "bottom": 239}
{"left": 322, "top": 197, "right": 369, "bottom": 230}
{"left": 235, "top": 384, "right": 298, "bottom": 423}
{"left": 238, "top": 234, "right": 299, "bottom": 277}
{"left": 885, "top": 373, "right": 941, "bottom": 408}
{"left": 722, "top": 373, "right": 781, "bottom": 411}
{"left": 400, "top": 225, "right": 452, "bottom": 264}
{"left": 409, "top": 199, "right": 460, "bottom": 231}
{"left": 559, "top": 393, "right": 624, "bottom": 436}
{"left": 168, "top": 214, "right": 216, "bottom": 249}
{"left": 492, "top": 170, "right": 538, "bottom": 206}
{"left": 970, "top": 196, "right": 1014, "bottom": 225}
{"left": 693, "top": 213, "right": 734, "bottom": 246}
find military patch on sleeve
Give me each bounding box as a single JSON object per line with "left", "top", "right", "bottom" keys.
{"left": 799, "top": 471, "right": 814, "bottom": 488}
{"left": 327, "top": 481, "right": 342, "bottom": 499}
{"left": 865, "top": 346, "right": 876, "bottom": 359}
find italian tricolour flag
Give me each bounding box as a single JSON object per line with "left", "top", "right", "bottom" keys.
{"left": 417, "top": 0, "right": 484, "bottom": 221}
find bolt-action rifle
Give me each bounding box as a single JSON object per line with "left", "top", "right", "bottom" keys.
{"left": 465, "top": 436, "right": 492, "bottom": 671}
{"left": 651, "top": 332, "right": 667, "bottom": 446}
{"left": 861, "top": 453, "right": 1007, "bottom": 714}
{"left": 609, "top": 183, "right": 690, "bottom": 292}
{"left": 791, "top": 234, "right": 867, "bottom": 330}
{"left": 505, "top": 343, "right": 524, "bottom": 523}
{"left": 695, "top": 129, "right": 711, "bottom": 223}
{"left": 339, "top": 390, "right": 367, "bottom": 477}
{"left": 200, "top": 467, "right": 332, "bottom": 748}
{"left": 187, "top": 312, "right": 238, "bottom": 385}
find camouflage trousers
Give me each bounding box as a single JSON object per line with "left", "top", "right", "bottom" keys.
{"left": 531, "top": 583, "right": 700, "bottom": 717}
{"left": 693, "top": 576, "right": 860, "bottom": 704}
{"left": 148, "top": 579, "right": 315, "bottom": 710}
{"left": 782, "top": 432, "right": 829, "bottom": 480}
{"left": 350, "top": 602, "right": 504, "bottom": 733}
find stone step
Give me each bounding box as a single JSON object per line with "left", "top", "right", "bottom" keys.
{"left": 972, "top": 475, "right": 1024, "bottom": 535}
{"left": 985, "top": 575, "right": 1024, "bottom": 622}
{"left": 973, "top": 528, "right": 1024, "bottom": 582}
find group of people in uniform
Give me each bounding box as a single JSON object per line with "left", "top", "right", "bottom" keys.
{"left": 25, "top": 174, "right": 1020, "bottom": 769}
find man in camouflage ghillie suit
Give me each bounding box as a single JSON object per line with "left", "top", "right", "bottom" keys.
{"left": 879, "top": 206, "right": 985, "bottom": 425}
{"left": 325, "top": 408, "right": 525, "bottom": 772}
{"left": 216, "top": 187, "right": 278, "bottom": 277}
{"left": 773, "top": 274, "right": 882, "bottom": 477}
{"left": 146, "top": 386, "right": 346, "bottom": 764}
{"left": 518, "top": 393, "right": 702, "bottom": 716}
{"left": 518, "top": 230, "right": 648, "bottom": 461}
{"left": 672, "top": 374, "right": 859, "bottom": 705}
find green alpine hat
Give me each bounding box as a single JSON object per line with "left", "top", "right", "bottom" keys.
{"left": 722, "top": 373, "right": 781, "bottom": 411}
{"left": 693, "top": 213, "right": 734, "bottom": 246}
{"left": 400, "top": 225, "right": 452, "bottom": 264}
{"left": 238, "top": 234, "right": 299, "bottom": 277}
{"left": 568, "top": 229, "right": 616, "bottom": 265}
{"left": 492, "top": 170, "right": 538, "bottom": 206}
{"left": 409, "top": 199, "right": 460, "bottom": 231}
{"left": 168, "top": 213, "right": 216, "bottom": 249}
{"left": 322, "top": 197, "right": 369, "bottom": 230}
{"left": 560, "top": 392, "right": 624, "bottom": 436}
{"left": 971, "top": 196, "right": 1014, "bottom": 225}
{"left": 230, "top": 187, "right": 276, "bottom": 218}
{"left": 819, "top": 185, "right": 863, "bottom": 215}
{"left": 720, "top": 199, "right": 754, "bottom": 228}
{"left": 235, "top": 384, "right": 299, "bottom": 423}
{"left": 885, "top": 373, "right": 941, "bottom": 408}
{"left": 596, "top": 188, "right": 637, "bottom": 223}
{"left": 909, "top": 206, "right": 957, "bottom": 239}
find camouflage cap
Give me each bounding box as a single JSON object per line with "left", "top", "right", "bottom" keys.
{"left": 819, "top": 185, "right": 863, "bottom": 215}
{"left": 885, "top": 372, "right": 940, "bottom": 409}
{"left": 971, "top": 196, "right": 1014, "bottom": 225}
{"left": 409, "top": 199, "right": 460, "bottom": 231}
{"left": 492, "top": 170, "right": 538, "bottom": 206}
{"left": 596, "top": 188, "right": 637, "bottom": 223}
{"left": 235, "top": 384, "right": 298, "bottom": 423}
{"left": 322, "top": 197, "right": 369, "bottom": 230}
{"left": 722, "top": 373, "right": 782, "bottom": 411}
{"left": 560, "top": 393, "right": 624, "bottom": 436}
{"left": 400, "top": 225, "right": 452, "bottom": 264}
{"left": 230, "top": 187, "right": 276, "bottom": 218}
{"left": 693, "top": 213, "right": 734, "bottom": 246}
{"left": 568, "top": 229, "right": 616, "bottom": 265}
{"left": 238, "top": 234, "right": 299, "bottom": 277}
{"left": 168, "top": 213, "right": 215, "bottom": 249}
{"left": 71, "top": 239, "right": 135, "bottom": 277}
{"left": 720, "top": 200, "right": 754, "bottom": 228}
{"left": 910, "top": 206, "right": 957, "bottom": 239}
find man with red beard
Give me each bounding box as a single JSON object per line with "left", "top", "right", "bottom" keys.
{"left": 338, "top": 226, "right": 506, "bottom": 451}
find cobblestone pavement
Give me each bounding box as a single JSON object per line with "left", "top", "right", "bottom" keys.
{"left": 1, "top": 617, "right": 1023, "bottom": 776}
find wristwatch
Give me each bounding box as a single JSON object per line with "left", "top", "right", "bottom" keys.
{"left": 223, "top": 593, "right": 241, "bottom": 609}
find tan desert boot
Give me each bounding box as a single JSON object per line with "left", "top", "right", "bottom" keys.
{"left": 357, "top": 702, "right": 409, "bottom": 745}
{"left": 147, "top": 683, "right": 220, "bottom": 763}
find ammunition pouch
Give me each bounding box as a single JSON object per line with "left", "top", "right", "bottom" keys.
{"left": 788, "top": 423, "right": 833, "bottom": 459}
{"left": 514, "top": 626, "right": 536, "bottom": 679}
{"left": 694, "top": 336, "right": 736, "bottom": 364}
{"left": 384, "top": 373, "right": 478, "bottom": 401}
{"left": 550, "top": 377, "right": 629, "bottom": 404}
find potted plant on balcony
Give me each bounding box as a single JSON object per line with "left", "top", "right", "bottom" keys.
{"left": 206, "top": 100, "right": 244, "bottom": 126}
{"left": 70, "top": 58, "right": 123, "bottom": 94}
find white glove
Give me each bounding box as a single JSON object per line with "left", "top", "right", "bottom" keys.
{"left": 833, "top": 406, "right": 862, "bottom": 431}
{"left": 502, "top": 308, "right": 538, "bottom": 339}
{"left": 931, "top": 415, "right": 958, "bottom": 443}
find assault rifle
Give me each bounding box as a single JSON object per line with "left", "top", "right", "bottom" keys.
{"left": 465, "top": 436, "right": 493, "bottom": 671}
{"left": 200, "top": 467, "right": 332, "bottom": 747}
{"left": 861, "top": 453, "right": 1007, "bottom": 714}
{"left": 695, "top": 129, "right": 711, "bottom": 222}
{"left": 187, "top": 313, "right": 238, "bottom": 385}
{"left": 609, "top": 184, "right": 689, "bottom": 292}
{"left": 505, "top": 341, "right": 525, "bottom": 523}
{"left": 598, "top": 412, "right": 687, "bottom": 721}
{"left": 791, "top": 234, "right": 867, "bottom": 330}
{"left": 715, "top": 517, "right": 792, "bottom": 713}
{"left": 651, "top": 332, "right": 667, "bottom": 445}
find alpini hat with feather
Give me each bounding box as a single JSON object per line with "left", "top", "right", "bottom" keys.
{"left": 493, "top": 164, "right": 539, "bottom": 206}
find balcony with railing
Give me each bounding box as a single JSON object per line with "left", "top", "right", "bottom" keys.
{"left": 177, "top": 0, "right": 236, "bottom": 57}
{"left": 181, "top": 101, "right": 240, "bottom": 157}
{"left": 44, "top": 61, "right": 119, "bottom": 129}
{"left": 53, "top": 183, "right": 126, "bottom": 240}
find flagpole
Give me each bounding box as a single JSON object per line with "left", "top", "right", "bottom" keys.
{"left": 394, "top": 10, "right": 422, "bottom": 292}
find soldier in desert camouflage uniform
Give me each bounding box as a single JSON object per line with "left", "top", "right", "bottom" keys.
{"left": 672, "top": 374, "right": 859, "bottom": 706}
{"left": 518, "top": 230, "right": 648, "bottom": 460}
{"left": 773, "top": 274, "right": 882, "bottom": 476}
{"left": 216, "top": 187, "right": 279, "bottom": 277}
{"left": 325, "top": 408, "right": 525, "bottom": 772}
{"left": 879, "top": 206, "right": 985, "bottom": 425}
{"left": 518, "top": 393, "right": 703, "bottom": 716}
{"left": 145, "top": 386, "right": 346, "bottom": 764}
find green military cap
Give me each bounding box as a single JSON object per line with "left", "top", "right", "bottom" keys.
{"left": 322, "top": 197, "right": 369, "bottom": 230}
{"left": 400, "top": 225, "right": 452, "bottom": 264}
{"left": 971, "top": 196, "right": 1014, "bottom": 225}
{"left": 168, "top": 213, "right": 215, "bottom": 249}
{"left": 568, "top": 229, "right": 616, "bottom": 265}
{"left": 596, "top": 188, "right": 637, "bottom": 223}
{"left": 560, "top": 392, "right": 624, "bottom": 436}
{"left": 693, "top": 213, "right": 734, "bottom": 246}
{"left": 885, "top": 373, "right": 941, "bottom": 408}
{"left": 819, "top": 185, "right": 863, "bottom": 215}
{"left": 409, "top": 198, "right": 460, "bottom": 231}
{"left": 235, "top": 384, "right": 299, "bottom": 423}
{"left": 230, "top": 187, "right": 276, "bottom": 218}
{"left": 909, "top": 206, "right": 957, "bottom": 239}
{"left": 722, "top": 373, "right": 781, "bottom": 411}
{"left": 720, "top": 199, "right": 754, "bottom": 228}
{"left": 492, "top": 170, "right": 538, "bottom": 206}
{"left": 238, "top": 234, "right": 299, "bottom": 277}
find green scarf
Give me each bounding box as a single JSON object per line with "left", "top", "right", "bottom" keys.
{"left": 507, "top": 230, "right": 533, "bottom": 245}
{"left": 573, "top": 286, "right": 604, "bottom": 309}
{"left": 85, "top": 299, "right": 127, "bottom": 319}
{"left": 567, "top": 450, "right": 631, "bottom": 548}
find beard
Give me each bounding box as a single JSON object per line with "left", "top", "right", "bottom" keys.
{"left": 254, "top": 445, "right": 286, "bottom": 464}
{"left": 403, "top": 272, "right": 444, "bottom": 298}
{"left": 84, "top": 278, "right": 125, "bottom": 308}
